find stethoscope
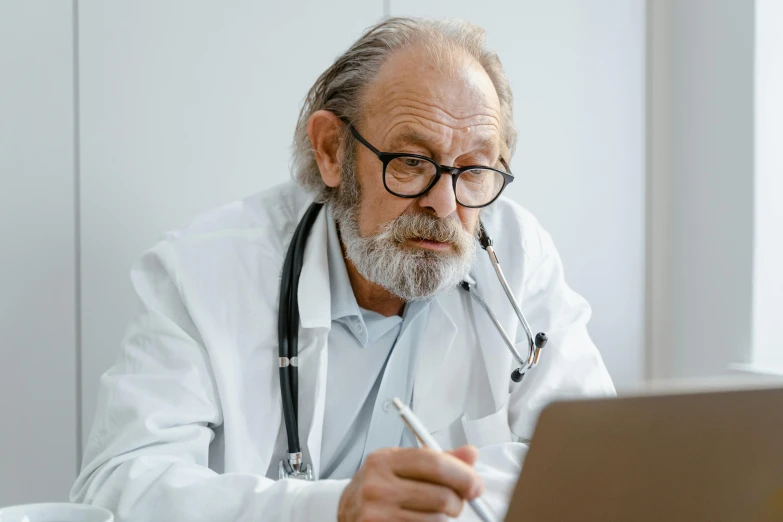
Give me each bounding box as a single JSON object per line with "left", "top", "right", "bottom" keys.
{"left": 277, "top": 202, "right": 548, "bottom": 480}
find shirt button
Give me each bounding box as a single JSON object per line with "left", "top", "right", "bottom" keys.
{"left": 382, "top": 399, "right": 393, "bottom": 412}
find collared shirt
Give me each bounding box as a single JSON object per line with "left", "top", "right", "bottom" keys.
{"left": 319, "top": 206, "right": 430, "bottom": 479}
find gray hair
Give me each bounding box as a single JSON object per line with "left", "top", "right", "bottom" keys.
{"left": 291, "top": 17, "right": 517, "bottom": 203}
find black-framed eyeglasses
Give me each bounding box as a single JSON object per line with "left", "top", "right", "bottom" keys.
{"left": 349, "top": 126, "right": 514, "bottom": 209}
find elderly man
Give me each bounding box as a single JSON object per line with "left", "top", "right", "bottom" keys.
{"left": 72, "top": 17, "right": 614, "bottom": 522}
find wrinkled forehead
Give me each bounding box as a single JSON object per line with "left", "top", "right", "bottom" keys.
{"left": 361, "top": 46, "right": 504, "bottom": 154}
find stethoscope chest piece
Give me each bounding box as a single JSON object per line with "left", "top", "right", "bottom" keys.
{"left": 278, "top": 452, "right": 314, "bottom": 481}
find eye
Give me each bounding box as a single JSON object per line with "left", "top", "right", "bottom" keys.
{"left": 464, "top": 169, "right": 488, "bottom": 181}
{"left": 403, "top": 158, "right": 422, "bottom": 168}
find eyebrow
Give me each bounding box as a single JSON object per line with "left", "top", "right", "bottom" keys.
{"left": 387, "top": 129, "right": 435, "bottom": 151}
{"left": 388, "top": 130, "right": 501, "bottom": 160}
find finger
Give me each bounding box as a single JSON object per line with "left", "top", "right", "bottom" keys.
{"left": 398, "top": 478, "right": 464, "bottom": 518}
{"left": 362, "top": 506, "right": 449, "bottom": 522}
{"left": 397, "top": 512, "right": 449, "bottom": 522}
{"left": 390, "top": 447, "right": 482, "bottom": 500}
{"left": 447, "top": 446, "right": 485, "bottom": 498}
{"left": 447, "top": 444, "right": 479, "bottom": 467}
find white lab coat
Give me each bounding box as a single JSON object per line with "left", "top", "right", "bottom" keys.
{"left": 71, "top": 181, "right": 615, "bottom": 521}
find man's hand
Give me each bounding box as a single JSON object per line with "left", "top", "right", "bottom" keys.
{"left": 337, "top": 445, "right": 484, "bottom": 521}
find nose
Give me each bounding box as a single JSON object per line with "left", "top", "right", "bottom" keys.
{"left": 417, "top": 171, "right": 458, "bottom": 218}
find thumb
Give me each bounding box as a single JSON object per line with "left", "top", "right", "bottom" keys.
{"left": 447, "top": 444, "right": 479, "bottom": 467}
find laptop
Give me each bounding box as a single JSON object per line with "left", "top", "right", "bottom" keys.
{"left": 504, "top": 386, "right": 783, "bottom": 522}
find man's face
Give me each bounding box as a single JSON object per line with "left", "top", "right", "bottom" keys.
{"left": 355, "top": 48, "right": 504, "bottom": 245}
{"left": 332, "top": 47, "right": 504, "bottom": 301}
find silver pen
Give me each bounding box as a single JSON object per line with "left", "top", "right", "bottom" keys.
{"left": 392, "top": 398, "right": 498, "bottom": 522}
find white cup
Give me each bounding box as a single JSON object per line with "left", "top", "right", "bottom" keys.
{"left": 0, "top": 503, "right": 114, "bottom": 522}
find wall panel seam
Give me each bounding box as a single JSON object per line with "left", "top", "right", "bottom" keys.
{"left": 72, "top": 0, "right": 83, "bottom": 475}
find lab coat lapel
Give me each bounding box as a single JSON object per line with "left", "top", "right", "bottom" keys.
{"left": 412, "top": 298, "right": 458, "bottom": 414}
{"left": 297, "top": 329, "right": 328, "bottom": 478}
{"left": 292, "top": 204, "right": 331, "bottom": 478}
{"left": 470, "top": 272, "right": 514, "bottom": 407}
{"left": 412, "top": 283, "right": 507, "bottom": 433}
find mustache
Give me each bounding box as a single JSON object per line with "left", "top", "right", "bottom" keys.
{"left": 384, "top": 213, "right": 476, "bottom": 245}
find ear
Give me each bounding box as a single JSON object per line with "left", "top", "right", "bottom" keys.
{"left": 307, "top": 110, "right": 345, "bottom": 188}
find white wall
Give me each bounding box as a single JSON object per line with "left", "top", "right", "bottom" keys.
{"left": 391, "top": 0, "right": 647, "bottom": 388}
{"left": 648, "top": 0, "right": 755, "bottom": 379}
{"left": 0, "top": 2, "right": 77, "bottom": 504}
{"left": 77, "top": 0, "right": 385, "bottom": 442}
{"left": 753, "top": 0, "right": 783, "bottom": 374}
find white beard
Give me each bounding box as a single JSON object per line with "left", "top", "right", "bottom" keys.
{"left": 334, "top": 205, "right": 478, "bottom": 302}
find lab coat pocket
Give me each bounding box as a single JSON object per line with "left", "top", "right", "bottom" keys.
{"left": 460, "top": 397, "right": 514, "bottom": 448}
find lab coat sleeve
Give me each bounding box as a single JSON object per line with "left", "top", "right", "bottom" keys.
{"left": 458, "top": 226, "right": 616, "bottom": 521}
{"left": 70, "top": 241, "right": 349, "bottom": 522}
